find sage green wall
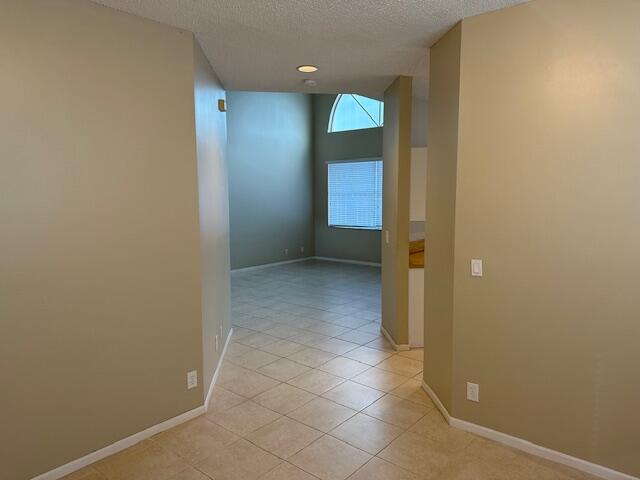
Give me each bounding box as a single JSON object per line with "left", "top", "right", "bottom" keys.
{"left": 313, "top": 94, "right": 383, "bottom": 263}
{"left": 0, "top": 1, "right": 229, "bottom": 478}
{"left": 227, "top": 92, "right": 313, "bottom": 269}
{"left": 193, "top": 41, "right": 231, "bottom": 393}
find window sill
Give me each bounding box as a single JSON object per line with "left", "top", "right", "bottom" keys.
{"left": 328, "top": 225, "right": 382, "bottom": 232}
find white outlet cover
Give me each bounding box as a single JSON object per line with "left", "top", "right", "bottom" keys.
{"left": 471, "top": 259, "right": 483, "bottom": 277}
{"left": 187, "top": 370, "right": 198, "bottom": 390}
{"left": 467, "top": 382, "right": 479, "bottom": 402}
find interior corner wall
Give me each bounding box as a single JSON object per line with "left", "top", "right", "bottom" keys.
{"left": 427, "top": 1, "right": 640, "bottom": 476}
{"left": 193, "top": 40, "right": 231, "bottom": 394}
{"left": 312, "top": 94, "right": 383, "bottom": 263}
{"left": 0, "top": 1, "right": 223, "bottom": 478}
{"left": 423, "top": 23, "right": 461, "bottom": 412}
{"left": 227, "top": 91, "right": 314, "bottom": 269}
{"left": 381, "top": 76, "right": 413, "bottom": 346}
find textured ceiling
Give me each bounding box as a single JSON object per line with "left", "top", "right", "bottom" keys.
{"left": 92, "top": 0, "right": 528, "bottom": 98}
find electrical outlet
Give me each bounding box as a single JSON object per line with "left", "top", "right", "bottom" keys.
{"left": 215, "top": 335, "right": 219, "bottom": 352}
{"left": 300, "top": 246, "right": 305, "bottom": 253}
{"left": 284, "top": 248, "right": 289, "bottom": 255}
{"left": 187, "top": 370, "right": 198, "bottom": 390}
{"left": 467, "top": 382, "right": 479, "bottom": 402}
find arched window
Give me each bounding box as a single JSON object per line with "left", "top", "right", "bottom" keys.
{"left": 328, "top": 94, "right": 384, "bottom": 133}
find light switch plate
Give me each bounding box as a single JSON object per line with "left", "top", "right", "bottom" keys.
{"left": 471, "top": 259, "right": 483, "bottom": 277}
{"left": 467, "top": 382, "right": 479, "bottom": 402}
{"left": 187, "top": 370, "right": 198, "bottom": 390}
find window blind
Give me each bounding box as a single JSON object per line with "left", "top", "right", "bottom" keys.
{"left": 327, "top": 160, "right": 383, "bottom": 229}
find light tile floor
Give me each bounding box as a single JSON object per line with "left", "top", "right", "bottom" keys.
{"left": 66, "top": 260, "right": 597, "bottom": 480}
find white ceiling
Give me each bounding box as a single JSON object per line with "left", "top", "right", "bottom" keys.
{"left": 92, "top": 0, "right": 528, "bottom": 99}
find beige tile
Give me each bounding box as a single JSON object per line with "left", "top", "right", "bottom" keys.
{"left": 365, "top": 336, "right": 395, "bottom": 352}
{"left": 349, "top": 457, "right": 425, "bottom": 480}
{"left": 376, "top": 356, "right": 423, "bottom": 377}
{"left": 288, "top": 397, "right": 356, "bottom": 432}
{"left": 232, "top": 327, "right": 256, "bottom": 339}
{"left": 205, "top": 386, "right": 246, "bottom": 416}
{"left": 329, "top": 413, "right": 403, "bottom": 454}
{"left": 322, "top": 381, "right": 384, "bottom": 411}
{"left": 152, "top": 417, "right": 239, "bottom": 463}
{"left": 378, "top": 432, "right": 459, "bottom": 477}
{"left": 258, "top": 462, "right": 318, "bottom": 480}
{"left": 351, "top": 368, "right": 409, "bottom": 392}
{"left": 304, "top": 322, "right": 350, "bottom": 336}
{"left": 219, "top": 368, "right": 281, "bottom": 398}
{"left": 314, "top": 338, "right": 360, "bottom": 355}
{"left": 230, "top": 349, "right": 280, "bottom": 370}
{"left": 236, "top": 332, "right": 279, "bottom": 348}
{"left": 290, "top": 435, "right": 371, "bottom": 480}
{"left": 464, "top": 436, "right": 532, "bottom": 464}
{"left": 317, "top": 357, "right": 370, "bottom": 379}
{"left": 262, "top": 324, "right": 306, "bottom": 339}
{"left": 94, "top": 442, "right": 187, "bottom": 480}
{"left": 227, "top": 341, "right": 254, "bottom": 358}
{"left": 287, "top": 369, "right": 345, "bottom": 394}
{"left": 363, "top": 395, "right": 430, "bottom": 429}
{"left": 290, "top": 331, "right": 332, "bottom": 347}
{"left": 433, "top": 453, "right": 533, "bottom": 480}
{"left": 166, "top": 466, "right": 212, "bottom": 480}
{"left": 336, "top": 330, "right": 380, "bottom": 345}
{"left": 287, "top": 347, "right": 337, "bottom": 367}
{"left": 253, "top": 383, "right": 316, "bottom": 415}
{"left": 260, "top": 339, "right": 307, "bottom": 357}
{"left": 398, "top": 348, "right": 424, "bottom": 362}
{"left": 247, "top": 416, "right": 323, "bottom": 459}
{"left": 342, "top": 346, "right": 393, "bottom": 366}
{"left": 212, "top": 400, "right": 281, "bottom": 436}
{"left": 409, "top": 410, "right": 473, "bottom": 451}
{"left": 218, "top": 362, "right": 250, "bottom": 384}
{"left": 356, "top": 322, "right": 382, "bottom": 334}
{"left": 197, "top": 438, "right": 281, "bottom": 480}
{"left": 257, "top": 357, "right": 311, "bottom": 381}
{"left": 390, "top": 379, "right": 434, "bottom": 407}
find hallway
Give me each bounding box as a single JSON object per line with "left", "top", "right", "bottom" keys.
{"left": 68, "top": 260, "right": 595, "bottom": 480}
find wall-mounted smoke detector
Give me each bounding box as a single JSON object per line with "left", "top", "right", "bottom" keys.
{"left": 303, "top": 79, "right": 317, "bottom": 87}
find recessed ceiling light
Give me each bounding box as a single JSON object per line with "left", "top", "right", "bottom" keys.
{"left": 297, "top": 65, "right": 318, "bottom": 73}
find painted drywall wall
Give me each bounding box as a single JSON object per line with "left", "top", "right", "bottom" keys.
{"left": 0, "top": 2, "right": 228, "bottom": 478}
{"left": 426, "top": 1, "right": 640, "bottom": 476}
{"left": 313, "top": 94, "right": 382, "bottom": 263}
{"left": 193, "top": 41, "right": 231, "bottom": 394}
{"left": 423, "top": 23, "right": 462, "bottom": 412}
{"left": 227, "top": 92, "right": 313, "bottom": 269}
{"left": 381, "top": 77, "right": 412, "bottom": 346}
{"left": 410, "top": 147, "right": 427, "bottom": 222}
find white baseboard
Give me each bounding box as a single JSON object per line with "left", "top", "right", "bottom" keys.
{"left": 421, "top": 380, "right": 451, "bottom": 423}
{"left": 313, "top": 256, "right": 381, "bottom": 267}
{"left": 380, "top": 325, "right": 410, "bottom": 351}
{"left": 231, "top": 257, "right": 313, "bottom": 273}
{"left": 31, "top": 406, "right": 204, "bottom": 480}
{"left": 205, "top": 327, "right": 233, "bottom": 410}
{"left": 32, "top": 328, "right": 235, "bottom": 480}
{"left": 420, "top": 381, "right": 638, "bottom": 480}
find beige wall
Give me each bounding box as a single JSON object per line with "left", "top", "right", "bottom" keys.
{"left": 423, "top": 22, "right": 461, "bottom": 411}
{"left": 0, "top": 1, "right": 229, "bottom": 478}
{"left": 193, "top": 41, "right": 231, "bottom": 392}
{"left": 425, "top": 1, "right": 640, "bottom": 476}
{"left": 381, "top": 76, "right": 412, "bottom": 345}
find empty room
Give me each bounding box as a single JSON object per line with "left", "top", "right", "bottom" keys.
{"left": 1, "top": 1, "right": 638, "bottom": 480}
